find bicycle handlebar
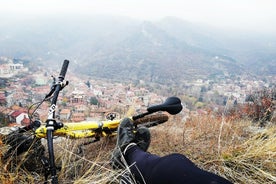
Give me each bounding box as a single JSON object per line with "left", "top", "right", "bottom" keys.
{"left": 59, "top": 60, "right": 69, "bottom": 80}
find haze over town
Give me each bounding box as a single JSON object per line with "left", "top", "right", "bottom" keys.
{"left": 1, "top": 0, "right": 276, "bottom": 34}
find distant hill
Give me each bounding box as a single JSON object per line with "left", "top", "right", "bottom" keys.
{"left": 0, "top": 16, "right": 275, "bottom": 84}
{"left": 76, "top": 20, "right": 244, "bottom": 84}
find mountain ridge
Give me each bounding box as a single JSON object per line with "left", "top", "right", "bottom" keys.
{"left": 0, "top": 16, "right": 275, "bottom": 83}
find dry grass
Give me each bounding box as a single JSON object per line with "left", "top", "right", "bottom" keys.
{"left": 149, "top": 113, "right": 276, "bottom": 184}
{"left": 1, "top": 113, "right": 276, "bottom": 184}
{"left": 53, "top": 138, "right": 119, "bottom": 184}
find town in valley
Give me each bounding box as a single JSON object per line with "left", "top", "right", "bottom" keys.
{"left": 0, "top": 57, "right": 275, "bottom": 127}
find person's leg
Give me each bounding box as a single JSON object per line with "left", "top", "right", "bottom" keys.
{"left": 124, "top": 145, "right": 160, "bottom": 183}
{"left": 112, "top": 118, "right": 232, "bottom": 184}
{"left": 125, "top": 146, "right": 232, "bottom": 184}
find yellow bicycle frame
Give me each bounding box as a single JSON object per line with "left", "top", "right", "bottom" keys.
{"left": 34, "top": 113, "right": 169, "bottom": 139}
{"left": 35, "top": 119, "right": 122, "bottom": 139}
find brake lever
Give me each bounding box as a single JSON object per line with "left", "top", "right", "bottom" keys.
{"left": 45, "top": 76, "right": 56, "bottom": 99}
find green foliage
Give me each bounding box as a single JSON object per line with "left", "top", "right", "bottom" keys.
{"left": 0, "top": 113, "right": 9, "bottom": 127}
{"left": 89, "top": 97, "right": 99, "bottom": 105}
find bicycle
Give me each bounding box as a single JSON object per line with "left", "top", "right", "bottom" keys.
{"left": 0, "top": 60, "right": 183, "bottom": 184}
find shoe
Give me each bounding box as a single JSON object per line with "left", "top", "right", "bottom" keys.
{"left": 116, "top": 118, "right": 136, "bottom": 152}
{"left": 111, "top": 118, "right": 136, "bottom": 169}
{"left": 135, "top": 126, "right": 151, "bottom": 152}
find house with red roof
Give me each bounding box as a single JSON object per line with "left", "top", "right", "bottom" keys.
{"left": 8, "top": 110, "right": 30, "bottom": 125}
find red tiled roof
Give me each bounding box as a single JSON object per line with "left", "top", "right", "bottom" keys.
{"left": 10, "top": 110, "right": 22, "bottom": 118}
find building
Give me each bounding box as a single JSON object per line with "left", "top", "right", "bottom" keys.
{"left": 0, "top": 62, "right": 28, "bottom": 78}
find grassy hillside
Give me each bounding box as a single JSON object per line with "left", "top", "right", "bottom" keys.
{"left": 1, "top": 113, "right": 275, "bottom": 184}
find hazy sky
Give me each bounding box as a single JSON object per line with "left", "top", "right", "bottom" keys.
{"left": 1, "top": 0, "right": 276, "bottom": 33}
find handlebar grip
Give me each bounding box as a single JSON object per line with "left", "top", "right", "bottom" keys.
{"left": 59, "top": 60, "right": 69, "bottom": 79}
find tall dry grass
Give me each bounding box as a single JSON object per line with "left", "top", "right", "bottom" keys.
{"left": 1, "top": 113, "right": 275, "bottom": 183}
{"left": 149, "top": 113, "right": 276, "bottom": 184}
